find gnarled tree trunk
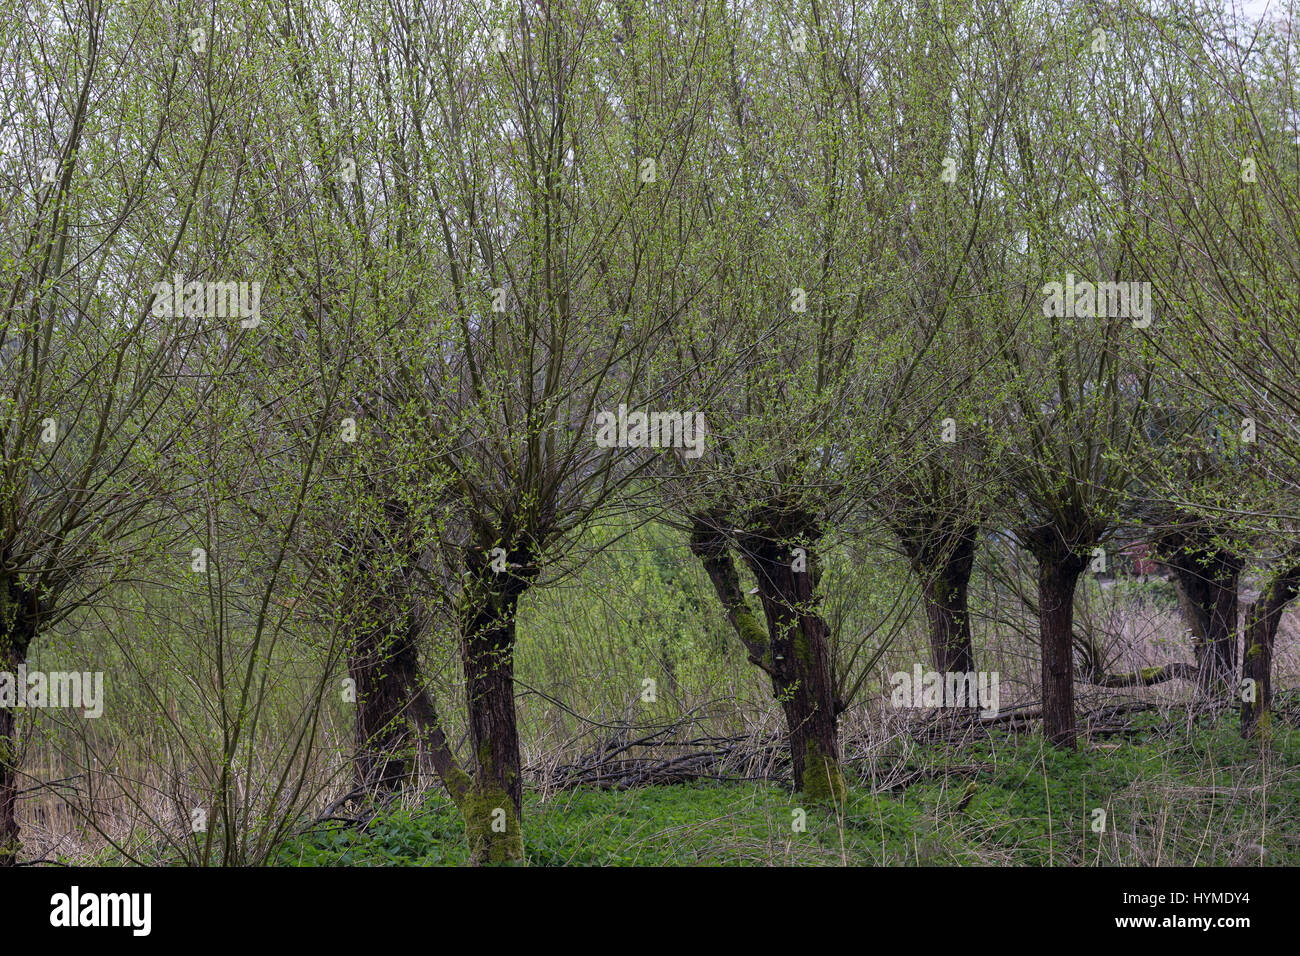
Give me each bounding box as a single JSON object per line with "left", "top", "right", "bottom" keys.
{"left": 1206, "top": 562, "right": 1241, "bottom": 688}
{"left": 899, "top": 524, "right": 978, "bottom": 674}
{"left": 1164, "top": 540, "right": 1241, "bottom": 692}
{"left": 0, "top": 652, "right": 22, "bottom": 867}
{"left": 343, "top": 504, "right": 450, "bottom": 795}
{"left": 349, "top": 601, "right": 428, "bottom": 794}
{"left": 1, "top": 582, "right": 42, "bottom": 867}
{"left": 691, "top": 512, "right": 844, "bottom": 802}
{"left": 340, "top": 510, "right": 506, "bottom": 859}
{"left": 457, "top": 544, "right": 536, "bottom": 864}
{"left": 1241, "top": 560, "right": 1300, "bottom": 738}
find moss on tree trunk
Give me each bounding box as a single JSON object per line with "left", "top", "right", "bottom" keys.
{"left": 461, "top": 787, "right": 525, "bottom": 865}
{"left": 456, "top": 541, "right": 537, "bottom": 864}
{"left": 799, "top": 741, "right": 846, "bottom": 804}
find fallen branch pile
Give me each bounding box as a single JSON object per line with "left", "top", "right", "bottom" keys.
{"left": 538, "top": 725, "right": 787, "bottom": 791}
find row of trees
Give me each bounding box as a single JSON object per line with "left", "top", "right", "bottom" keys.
{"left": 2, "top": 0, "right": 1298, "bottom": 864}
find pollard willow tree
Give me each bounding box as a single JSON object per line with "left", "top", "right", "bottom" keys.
{"left": 1138, "top": 409, "right": 1255, "bottom": 694}
{"left": 1115, "top": 1, "right": 1300, "bottom": 735}
{"left": 868, "top": 0, "right": 1022, "bottom": 680}
{"left": 266, "top": 0, "right": 724, "bottom": 862}
{"left": 1071, "top": 3, "right": 1277, "bottom": 699}
{"left": 983, "top": 5, "right": 1170, "bottom": 748}
{"left": 244, "top": 0, "right": 467, "bottom": 798}
{"left": 0, "top": 0, "right": 248, "bottom": 864}
{"left": 650, "top": 0, "right": 987, "bottom": 799}
{"left": 663, "top": 0, "right": 883, "bottom": 802}
{"left": 92, "top": 0, "right": 435, "bottom": 861}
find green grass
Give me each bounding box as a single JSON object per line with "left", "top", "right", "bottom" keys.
{"left": 276, "top": 712, "right": 1300, "bottom": 866}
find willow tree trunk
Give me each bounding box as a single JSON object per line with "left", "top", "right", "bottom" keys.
{"left": 0, "top": 688, "right": 19, "bottom": 867}
{"left": 690, "top": 517, "right": 844, "bottom": 801}
{"left": 347, "top": 570, "right": 478, "bottom": 853}
{"left": 345, "top": 505, "right": 452, "bottom": 795}
{"left": 1207, "top": 566, "right": 1240, "bottom": 687}
{"left": 750, "top": 560, "right": 843, "bottom": 801}
{"left": 458, "top": 549, "right": 534, "bottom": 865}
{"left": 903, "top": 526, "right": 978, "bottom": 674}
{"left": 349, "top": 603, "right": 427, "bottom": 793}
{"left": 1241, "top": 562, "right": 1300, "bottom": 738}
{"left": 0, "top": 629, "right": 31, "bottom": 867}
{"left": 1169, "top": 550, "right": 1240, "bottom": 692}
{"left": 1036, "top": 555, "right": 1085, "bottom": 749}
{"left": 767, "top": 605, "right": 844, "bottom": 803}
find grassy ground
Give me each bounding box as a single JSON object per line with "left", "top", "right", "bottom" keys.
{"left": 275, "top": 710, "right": 1300, "bottom": 866}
